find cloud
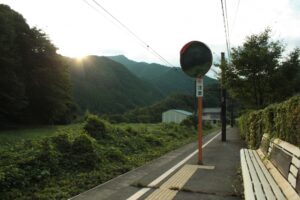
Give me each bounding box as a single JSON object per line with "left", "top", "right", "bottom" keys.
{"left": 284, "top": 37, "right": 300, "bottom": 52}
{"left": 289, "top": 0, "right": 300, "bottom": 11}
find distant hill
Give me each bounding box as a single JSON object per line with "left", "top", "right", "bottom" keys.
{"left": 108, "top": 94, "right": 195, "bottom": 123}
{"left": 68, "top": 56, "right": 163, "bottom": 114}
{"left": 108, "top": 55, "right": 170, "bottom": 82}
{"left": 109, "top": 55, "right": 219, "bottom": 96}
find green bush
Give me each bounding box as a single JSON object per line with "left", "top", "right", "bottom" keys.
{"left": 180, "top": 116, "right": 196, "bottom": 128}
{"left": 84, "top": 114, "right": 111, "bottom": 140}
{"left": 0, "top": 114, "right": 207, "bottom": 199}
{"left": 144, "top": 134, "right": 163, "bottom": 146}
{"left": 203, "top": 121, "right": 213, "bottom": 130}
{"left": 0, "top": 165, "right": 26, "bottom": 191}
{"left": 238, "top": 96, "right": 300, "bottom": 148}
{"left": 105, "top": 147, "right": 127, "bottom": 163}
{"left": 71, "top": 134, "right": 99, "bottom": 170}
{"left": 51, "top": 134, "right": 72, "bottom": 153}
{"left": 180, "top": 116, "right": 215, "bottom": 131}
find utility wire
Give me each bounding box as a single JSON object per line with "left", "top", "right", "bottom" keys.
{"left": 81, "top": 0, "right": 176, "bottom": 67}
{"left": 224, "top": 0, "right": 231, "bottom": 51}
{"left": 220, "top": 0, "right": 231, "bottom": 62}
{"left": 82, "top": 0, "right": 123, "bottom": 30}
{"left": 231, "top": 0, "right": 240, "bottom": 38}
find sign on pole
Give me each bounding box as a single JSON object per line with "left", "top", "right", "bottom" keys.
{"left": 180, "top": 41, "right": 212, "bottom": 165}
{"left": 196, "top": 77, "right": 203, "bottom": 97}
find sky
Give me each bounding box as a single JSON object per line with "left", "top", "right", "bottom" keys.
{"left": 1, "top": 0, "right": 300, "bottom": 78}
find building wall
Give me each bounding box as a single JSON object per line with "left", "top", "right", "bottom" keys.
{"left": 162, "top": 111, "right": 190, "bottom": 123}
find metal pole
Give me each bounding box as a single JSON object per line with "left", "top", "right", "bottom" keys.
{"left": 221, "top": 52, "right": 226, "bottom": 142}
{"left": 198, "top": 96, "right": 203, "bottom": 164}
{"left": 221, "top": 89, "right": 226, "bottom": 141}
{"left": 230, "top": 102, "right": 234, "bottom": 127}
{"left": 195, "top": 80, "right": 197, "bottom": 115}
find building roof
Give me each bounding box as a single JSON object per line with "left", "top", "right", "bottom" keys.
{"left": 203, "top": 108, "right": 221, "bottom": 113}
{"left": 163, "top": 109, "right": 193, "bottom": 116}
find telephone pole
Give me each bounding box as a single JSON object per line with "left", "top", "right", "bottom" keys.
{"left": 220, "top": 52, "right": 226, "bottom": 142}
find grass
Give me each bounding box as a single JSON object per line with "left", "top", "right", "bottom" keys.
{"left": 0, "top": 123, "right": 83, "bottom": 146}
{"left": 0, "top": 123, "right": 219, "bottom": 146}
{"left": 203, "top": 126, "right": 220, "bottom": 136}
{"left": 0, "top": 118, "right": 220, "bottom": 200}
{"left": 117, "top": 123, "right": 220, "bottom": 135}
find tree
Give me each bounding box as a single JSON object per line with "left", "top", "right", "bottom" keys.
{"left": 224, "top": 29, "right": 300, "bottom": 108}
{"left": 0, "top": 4, "right": 30, "bottom": 123}
{"left": 273, "top": 48, "right": 300, "bottom": 99}
{"left": 21, "top": 28, "right": 74, "bottom": 124}
{"left": 0, "top": 4, "right": 75, "bottom": 125}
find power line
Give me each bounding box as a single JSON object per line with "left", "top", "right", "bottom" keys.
{"left": 231, "top": 0, "right": 241, "bottom": 38}
{"left": 220, "top": 0, "right": 231, "bottom": 61}
{"left": 224, "top": 0, "right": 230, "bottom": 48}
{"left": 82, "top": 0, "right": 120, "bottom": 27}
{"left": 81, "top": 0, "right": 176, "bottom": 67}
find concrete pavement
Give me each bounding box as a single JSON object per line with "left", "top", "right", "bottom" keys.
{"left": 70, "top": 127, "right": 245, "bottom": 200}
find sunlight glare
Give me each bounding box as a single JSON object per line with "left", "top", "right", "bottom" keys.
{"left": 57, "top": 49, "right": 87, "bottom": 61}
{"left": 74, "top": 55, "right": 87, "bottom": 62}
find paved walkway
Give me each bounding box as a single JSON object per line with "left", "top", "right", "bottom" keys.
{"left": 70, "top": 127, "right": 245, "bottom": 200}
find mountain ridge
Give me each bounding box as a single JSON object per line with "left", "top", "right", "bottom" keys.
{"left": 69, "top": 56, "right": 164, "bottom": 114}
{"left": 109, "top": 55, "right": 219, "bottom": 96}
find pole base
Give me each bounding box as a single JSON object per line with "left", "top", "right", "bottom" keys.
{"left": 197, "top": 165, "right": 215, "bottom": 170}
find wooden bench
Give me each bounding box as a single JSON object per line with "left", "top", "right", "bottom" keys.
{"left": 240, "top": 134, "right": 300, "bottom": 200}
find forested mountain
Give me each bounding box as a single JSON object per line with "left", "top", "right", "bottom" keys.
{"left": 108, "top": 94, "right": 195, "bottom": 123}
{"left": 109, "top": 55, "right": 219, "bottom": 96}
{"left": 109, "top": 55, "right": 170, "bottom": 82}
{"left": 68, "top": 56, "right": 220, "bottom": 116}
{"left": 0, "top": 4, "right": 221, "bottom": 126}
{"left": 0, "top": 5, "right": 74, "bottom": 125}
{"left": 69, "top": 56, "right": 164, "bottom": 114}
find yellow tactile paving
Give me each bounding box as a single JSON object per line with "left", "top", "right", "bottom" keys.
{"left": 144, "top": 188, "right": 177, "bottom": 200}
{"left": 145, "top": 164, "right": 199, "bottom": 200}
{"left": 161, "top": 164, "right": 198, "bottom": 189}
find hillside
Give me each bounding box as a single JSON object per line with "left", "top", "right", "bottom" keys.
{"left": 108, "top": 94, "right": 195, "bottom": 123}
{"left": 109, "top": 55, "right": 170, "bottom": 82}
{"left": 69, "top": 56, "right": 163, "bottom": 114}
{"left": 109, "top": 55, "right": 219, "bottom": 96}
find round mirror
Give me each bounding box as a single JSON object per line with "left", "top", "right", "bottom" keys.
{"left": 180, "top": 41, "right": 212, "bottom": 78}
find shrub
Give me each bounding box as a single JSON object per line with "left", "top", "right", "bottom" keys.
{"left": 34, "top": 139, "right": 59, "bottom": 174}
{"left": 203, "top": 121, "right": 213, "bottom": 130}
{"left": 105, "top": 147, "right": 127, "bottom": 163}
{"left": 51, "top": 134, "right": 72, "bottom": 153}
{"left": 0, "top": 165, "right": 26, "bottom": 191}
{"left": 71, "top": 134, "right": 99, "bottom": 170}
{"left": 144, "top": 134, "right": 162, "bottom": 147}
{"left": 238, "top": 96, "right": 300, "bottom": 148}
{"left": 180, "top": 116, "right": 196, "bottom": 128}
{"left": 84, "top": 114, "right": 111, "bottom": 140}
{"left": 0, "top": 118, "right": 203, "bottom": 199}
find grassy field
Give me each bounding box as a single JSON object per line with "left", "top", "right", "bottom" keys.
{"left": 0, "top": 117, "right": 219, "bottom": 200}
{"left": 117, "top": 123, "right": 219, "bottom": 136}
{"left": 0, "top": 123, "right": 218, "bottom": 146}
{"left": 0, "top": 124, "right": 83, "bottom": 146}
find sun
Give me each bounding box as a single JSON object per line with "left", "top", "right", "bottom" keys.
{"left": 74, "top": 55, "right": 87, "bottom": 62}
{"left": 57, "top": 49, "right": 88, "bottom": 61}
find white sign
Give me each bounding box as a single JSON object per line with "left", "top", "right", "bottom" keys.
{"left": 196, "top": 77, "right": 203, "bottom": 97}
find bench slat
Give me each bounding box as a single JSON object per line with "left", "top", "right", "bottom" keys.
{"left": 244, "top": 150, "right": 267, "bottom": 200}
{"left": 240, "top": 149, "right": 256, "bottom": 200}
{"left": 248, "top": 150, "right": 276, "bottom": 200}
{"left": 272, "top": 139, "right": 300, "bottom": 157}
{"left": 255, "top": 149, "right": 287, "bottom": 200}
